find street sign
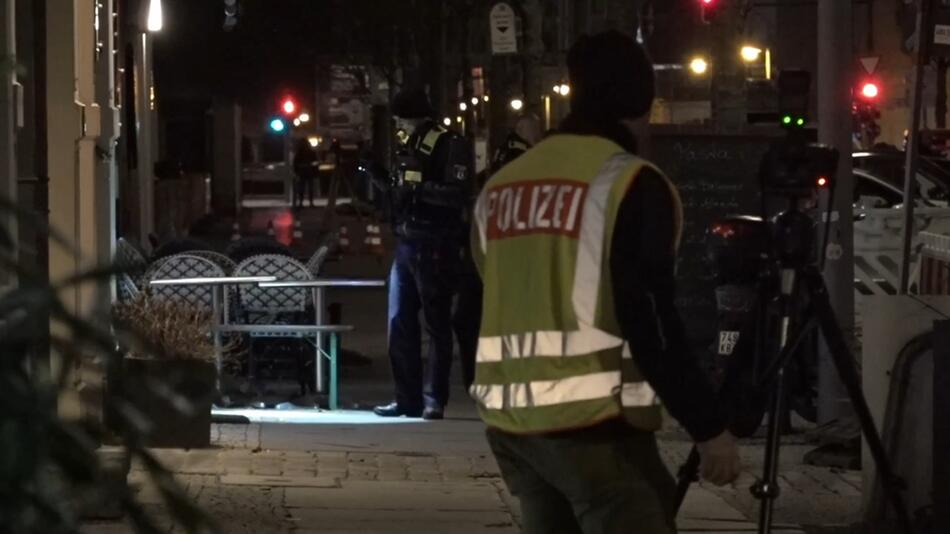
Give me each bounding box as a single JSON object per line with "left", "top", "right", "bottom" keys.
{"left": 859, "top": 56, "right": 880, "bottom": 75}
{"left": 932, "top": 0, "right": 950, "bottom": 58}
{"left": 490, "top": 3, "right": 518, "bottom": 55}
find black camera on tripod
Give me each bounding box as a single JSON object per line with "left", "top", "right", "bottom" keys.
{"left": 707, "top": 70, "right": 839, "bottom": 288}
{"left": 675, "top": 70, "right": 917, "bottom": 534}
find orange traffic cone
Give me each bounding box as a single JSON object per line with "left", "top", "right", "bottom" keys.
{"left": 338, "top": 225, "right": 350, "bottom": 254}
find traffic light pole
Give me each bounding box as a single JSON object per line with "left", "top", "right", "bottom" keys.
{"left": 899, "top": 0, "right": 934, "bottom": 294}
{"left": 816, "top": 0, "right": 854, "bottom": 425}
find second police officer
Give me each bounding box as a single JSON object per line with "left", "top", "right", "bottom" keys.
{"left": 374, "top": 88, "right": 473, "bottom": 420}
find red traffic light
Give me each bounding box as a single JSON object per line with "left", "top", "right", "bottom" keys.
{"left": 860, "top": 82, "right": 879, "bottom": 100}
{"left": 281, "top": 98, "right": 297, "bottom": 116}
{"left": 700, "top": 0, "right": 722, "bottom": 23}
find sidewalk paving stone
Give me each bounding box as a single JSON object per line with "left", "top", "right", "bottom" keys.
{"left": 219, "top": 474, "right": 340, "bottom": 488}
{"left": 284, "top": 480, "right": 505, "bottom": 512}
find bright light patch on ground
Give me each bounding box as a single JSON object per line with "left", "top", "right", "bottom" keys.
{"left": 212, "top": 408, "right": 422, "bottom": 425}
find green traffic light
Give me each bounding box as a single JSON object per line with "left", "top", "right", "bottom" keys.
{"left": 782, "top": 115, "right": 792, "bottom": 125}
{"left": 796, "top": 118, "right": 805, "bottom": 126}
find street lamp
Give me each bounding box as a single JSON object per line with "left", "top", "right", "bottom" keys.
{"left": 688, "top": 57, "right": 708, "bottom": 75}
{"left": 471, "top": 97, "right": 479, "bottom": 106}
{"left": 553, "top": 83, "right": 570, "bottom": 96}
{"left": 147, "top": 0, "right": 163, "bottom": 32}
{"left": 510, "top": 98, "right": 524, "bottom": 111}
{"left": 307, "top": 136, "right": 320, "bottom": 148}
{"left": 459, "top": 102, "right": 468, "bottom": 111}
{"left": 740, "top": 46, "right": 762, "bottom": 63}
{"left": 443, "top": 117, "right": 452, "bottom": 126}
{"left": 456, "top": 115, "right": 463, "bottom": 123}
{"left": 298, "top": 113, "right": 310, "bottom": 123}
{"left": 293, "top": 118, "right": 301, "bottom": 127}
{"left": 483, "top": 95, "right": 490, "bottom": 103}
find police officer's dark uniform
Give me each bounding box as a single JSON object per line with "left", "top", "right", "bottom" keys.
{"left": 374, "top": 89, "right": 473, "bottom": 420}
{"left": 490, "top": 131, "right": 531, "bottom": 171}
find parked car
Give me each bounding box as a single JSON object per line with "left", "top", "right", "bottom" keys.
{"left": 852, "top": 150, "right": 950, "bottom": 207}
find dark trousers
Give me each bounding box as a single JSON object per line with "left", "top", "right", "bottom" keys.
{"left": 388, "top": 239, "right": 458, "bottom": 410}
{"left": 487, "top": 422, "right": 678, "bottom": 534}
{"left": 453, "top": 255, "right": 482, "bottom": 390}
{"left": 293, "top": 176, "right": 316, "bottom": 207}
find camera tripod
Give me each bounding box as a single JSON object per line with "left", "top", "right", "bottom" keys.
{"left": 672, "top": 207, "right": 916, "bottom": 534}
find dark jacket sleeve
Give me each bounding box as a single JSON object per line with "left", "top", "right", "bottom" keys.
{"left": 609, "top": 168, "right": 726, "bottom": 443}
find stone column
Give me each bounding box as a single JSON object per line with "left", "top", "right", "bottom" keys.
{"left": 46, "top": 0, "right": 104, "bottom": 420}
{"left": 212, "top": 99, "right": 242, "bottom": 218}
{"left": 0, "top": 0, "right": 18, "bottom": 288}
{"left": 132, "top": 30, "right": 155, "bottom": 246}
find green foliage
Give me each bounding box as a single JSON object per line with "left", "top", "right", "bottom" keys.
{"left": 0, "top": 198, "right": 215, "bottom": 533}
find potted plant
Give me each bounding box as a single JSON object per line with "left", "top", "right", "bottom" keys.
{"left": 112, "top": 295, "right": 217, "bottom": 449}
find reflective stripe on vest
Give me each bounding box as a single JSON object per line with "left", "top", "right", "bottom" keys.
{"left": 418, "top": 127, "right": 446, "bottom": 156}
{"left": 471, "top": 136, "right": 679, "bottom": 434}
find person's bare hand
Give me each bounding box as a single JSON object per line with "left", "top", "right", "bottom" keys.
{"left": 696, "top": 430, "right": 741, "bottom": 486}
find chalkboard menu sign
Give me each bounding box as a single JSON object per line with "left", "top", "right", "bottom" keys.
{"left": 644, "top": 127, "right": 782, "bottom": 350}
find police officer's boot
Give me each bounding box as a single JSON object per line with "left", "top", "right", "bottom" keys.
{"left": 373, "top": 402, "right": 423, "bottom": 418}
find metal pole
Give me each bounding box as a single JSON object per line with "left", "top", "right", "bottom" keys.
{"left": 900, "top": 0, "right": 933, "bottom": 294}
{"left": 212, "top": 285, "right": 223, "bottom": 394}
{"left": 315, "top": 286, "right": 325, "bottom": 393}
{"left": 817, "top": 0, "right": 854, "bottom": 424}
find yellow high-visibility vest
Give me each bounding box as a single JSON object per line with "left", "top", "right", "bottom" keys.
{"left": 470, "top": 134, "right": 683, "bottom": 434}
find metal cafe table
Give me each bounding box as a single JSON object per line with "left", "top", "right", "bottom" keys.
{"left": 149, "top": 276, "right": 385, "bottom": 410}
{"left": 255, "top": 278, "right": 386, "bottom": 409}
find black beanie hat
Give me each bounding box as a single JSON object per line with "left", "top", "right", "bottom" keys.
{"left": 567, "top": 31, "right": 655, "bottom": 121}
{"left": 392, "top": 88, "right": 433, "bottom": 119}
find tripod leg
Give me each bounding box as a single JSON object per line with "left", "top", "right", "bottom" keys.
{"left": 752, "top": 366, "right": 786, "bottom": 534}
{"left": 674, "top": 447, "right": 700, "bottom": 514}
{"left": 803, "top": 269, "right": 916, "bottom": 534}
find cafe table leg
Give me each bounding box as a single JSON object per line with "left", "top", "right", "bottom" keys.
{"left": 329, "top": 331, "right": 339, "bottom": 410}
{"left": 211, "top": 285, "right": 224, "bottom": 392}
{"left": 315, "top": 287, "right": 325, "bottom": 393}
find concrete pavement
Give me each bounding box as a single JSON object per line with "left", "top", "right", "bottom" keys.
{"left": 80, "top": 414, "right": 863, "bottom": 533}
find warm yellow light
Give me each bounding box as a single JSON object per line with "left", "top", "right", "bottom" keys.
{"left": 293, "top": 118, "right": 301, "bottom": 127}
{"left": 510, "top": 98, "right": 524, "bottom": 111}
{"left": 471, "top": 97, "right": 479, "bottom": 106}
{"left": 459, "top": 102, "right": 468, "bottom": 111}
{"left": 147, "top": 0, "right": 163, "bottom": 32}
{"left": 298, "top": 113, "right": 310, "bottom": 123}
{"left": 456, "top": 115, "right": 463, "bottom": 123}
{"left": 741, "top": 46, "right": 762, "bottom": 63}
{"left": 553, "top": 85, "right": 562, "bottom": 95}
{"left": 307, "top": 136, "right": 320, "bottom": 148}
{"left": 689, "top": 57, "right": 708, "bottom": 75}
{"left": 483, "top": 95, "right": 490, "bottom": 102}
{"left": 443, "top": 117, "right": 452, "bottom": 126}
{"left": 559, "top": 84, "right": 570, "bottom": 96}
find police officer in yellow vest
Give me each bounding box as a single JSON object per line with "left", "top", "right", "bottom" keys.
{"left": 471, "top": 32, "right": 741, "bottom": 533}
